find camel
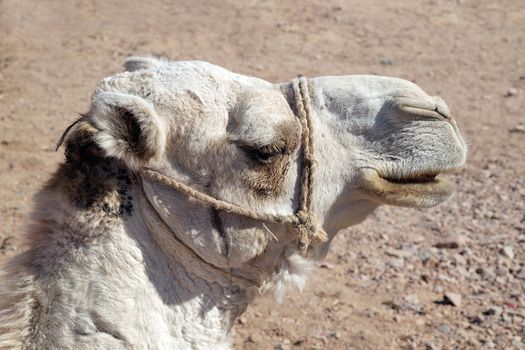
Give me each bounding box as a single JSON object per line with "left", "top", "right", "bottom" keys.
{"left": 0, "top": 56, "right": 466, "bottom": 349}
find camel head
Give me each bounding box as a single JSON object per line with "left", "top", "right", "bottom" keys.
{"left": 84, "top": 56, "right": 466, "bottom": 295}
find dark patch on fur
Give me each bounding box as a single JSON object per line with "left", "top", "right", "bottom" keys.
{"left": 211, "top": 209, "right": 229, "bottom": 258}
{"left": 116, "top": 107, "right": 154, "bottom": 161}
{"left": 48, "top": 122, "right": 134, "bottom": 218}
{"left": 244, "top": 157, "right": 292, "bottom": 197}
{"left": 241, "top": 121, "right": 301, "bottom": 198}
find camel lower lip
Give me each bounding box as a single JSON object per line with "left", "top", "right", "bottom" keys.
{"left": 358, "top": 169, "right": 455, "bottom": 207}
{"left": 379, "top": 174, "right": 439, "bottom": 185}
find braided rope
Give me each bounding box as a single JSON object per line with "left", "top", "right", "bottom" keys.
{"left": 141, "top": 168, "right": 300, "bottom": 226}
{"left": 140, "top": 77, "right": 327, "bottom": 256}
{"left": 292, "top": 77, "right": 328, "bottom": 253}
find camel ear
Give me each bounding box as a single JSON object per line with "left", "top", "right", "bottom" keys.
{"left": 124, "top": 56, "right": 161, "bottom": 72}
{"left": 90, "top": 91, "right": 167, "bottom": 170}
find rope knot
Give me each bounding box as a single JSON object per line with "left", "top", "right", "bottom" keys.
{"left": 294, "top": 210, "right": 329, "bottom": 256}
{"left": 296, "top": 210, "right": 309, "bottom": 226}
{"left": 295, "top": 212, "right": 313, "bottom": 255}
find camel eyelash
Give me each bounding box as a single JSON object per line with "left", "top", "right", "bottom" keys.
{"left": 237, "top": 142, "right": 285, "bottom": 164}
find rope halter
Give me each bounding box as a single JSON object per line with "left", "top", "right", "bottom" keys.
{"left": 140, "top": 76, "right": 328, "bottom": 256}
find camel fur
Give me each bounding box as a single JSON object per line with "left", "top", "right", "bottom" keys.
{"left": 0, "top": 56, "right": 466, "bottom": 349}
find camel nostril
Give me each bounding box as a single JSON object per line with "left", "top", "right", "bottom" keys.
{"left": 434, "top": 106, "right": 451, "bottom": 121}
{"left": 388, "top": 96, "right": 455, "bottom": 123}
{"left": 397, "top": 104, "right": 452, "bottom": 122}
{"left": 433, "top": 96, "right": 452, "bottom": 120}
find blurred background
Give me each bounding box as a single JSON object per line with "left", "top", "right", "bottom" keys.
{"left": 0, "top": 0, "right": 524, "bottom": 349}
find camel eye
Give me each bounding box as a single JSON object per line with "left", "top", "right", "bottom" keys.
{"left": 239, "top": 143, "right": 284, "bottom": 164}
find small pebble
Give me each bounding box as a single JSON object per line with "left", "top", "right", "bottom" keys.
{"left": 500, "top": 246, "right": 514, "bottom": 259}
{"left": 273, "top": 338, "right": 291, "bottom": 350}
{"left": 404, "top": 293, "right": 420, "bottom": 305}
{"left": 434, "top": 236, "right": 466, "bottom": 249}
{"left": 247, "top": 333, "right": 262, "bottom": 343}
{"left": 418, "top": 249, "right": 431, "bottom": 264}
{"left": 292, "top": 339, "right": 305, "bottom": 346}
{"left": 483, "top": 305, "right": 503, "bottom": 317}
{"left": 425, "top": 341, "right": 438, "bottom": 350}
{"left": 468, "top": 315, "right": 483, "bottom": 325}
{"left": 404, "top": 343, "right": 417, "bottom": 350}
{"left": 504, "top": 88, "right": 518, "bottom": 97}
{"left": 319, "top": 262, "right": 334, "bottom": 269}
{"left": 437, "top": 323, "right": 451, "bottom": 334}
{"left": 509, "top": 125, "right": 525, "bottom": 133}
{"left": 386, "top": 248, "right": 412, "bottom": 258}
{"left": 389, "top": 257, "right": 405, "bottom": 268}
{"left": 443, "top": 292, "right": 462, "bottom": 307}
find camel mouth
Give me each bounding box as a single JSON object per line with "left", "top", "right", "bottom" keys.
{"left": 358, "top": 168, "right": 460, "bottom": 208}
{"left": 379, "top": 172, "right": 440, "bottom": 185}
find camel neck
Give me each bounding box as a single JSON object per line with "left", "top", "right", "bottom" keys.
{"left": 116, "top": 192, "right": 254, "bottom": 348}
{"left": 4, "top": 181, "right": 252, "bottom": 349}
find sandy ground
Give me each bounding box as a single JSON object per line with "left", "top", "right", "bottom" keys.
{"left": 1, "top": 0, "right": 524, "bottom": 349}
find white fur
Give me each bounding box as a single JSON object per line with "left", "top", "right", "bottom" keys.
{"left": 260, "top": 253, "right": 313, "bottom": 303}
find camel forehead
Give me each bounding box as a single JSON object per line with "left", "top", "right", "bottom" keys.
{"left": 92, "top": 59, "right": 282, "bottom": 141}
{"left": 96, "top": 61, "right": 226, "bottom": 100}
{"left": 96, "top": 58, "right": 269, "bottom": 102}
